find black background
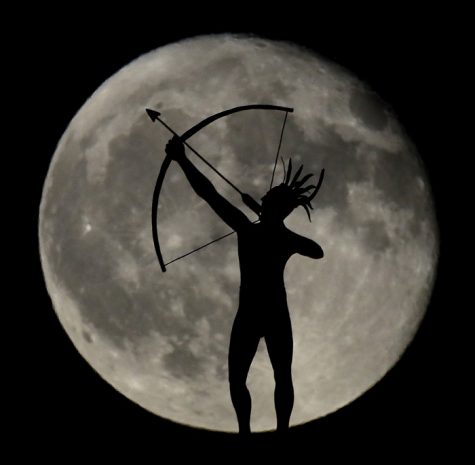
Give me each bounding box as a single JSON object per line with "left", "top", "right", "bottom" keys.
{"left": 16, "top": 9, "right": 465, "bottom": 461}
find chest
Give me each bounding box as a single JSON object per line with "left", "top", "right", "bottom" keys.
{"left": 237, "top": 224, "right": 293, "bottom": 265}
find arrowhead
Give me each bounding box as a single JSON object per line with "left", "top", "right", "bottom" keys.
{"left": 146, "top": 108, "right": 161, "bottom": 122}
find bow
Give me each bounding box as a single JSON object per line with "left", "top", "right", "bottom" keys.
{"left": 147, "top": 104, "right": 293, "bottom": 272}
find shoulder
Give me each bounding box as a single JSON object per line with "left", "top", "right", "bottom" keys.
{"left": 282, "top": 227, "right": 304, "bottom": 248}
{"left": 285, "top": 227, "right": 306, "bottom": 243}
{"left": 235, "top": 217, "right": 255, "bottom": 235}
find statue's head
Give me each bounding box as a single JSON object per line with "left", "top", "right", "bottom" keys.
{"left": 260, "top": 159, "right": 324, "bottom": 223}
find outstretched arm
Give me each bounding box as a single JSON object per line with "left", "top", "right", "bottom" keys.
{"left": 166, "top": 137, "right": 250, "bottom": 231}
{"left": 292, "top": 233, "right": 324, "bottom": 259}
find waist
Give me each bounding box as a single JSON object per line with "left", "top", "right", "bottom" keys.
{"left": 239, "top": 284, "right": 287, "bottom": 302}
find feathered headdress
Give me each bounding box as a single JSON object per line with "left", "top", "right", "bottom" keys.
{"left": 278, "top": 158, "right": 325, "bottom": 221}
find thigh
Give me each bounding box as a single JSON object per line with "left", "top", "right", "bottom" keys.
{"left": 264, "top": 312, "right": 293, "bottom": 376}
{"left": 228, "top": 313, "right": 261, "bottom": 382}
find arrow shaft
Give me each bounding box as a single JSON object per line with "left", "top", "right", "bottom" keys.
{"left": 153, "top": 115, "right": 243, "bottom": 195}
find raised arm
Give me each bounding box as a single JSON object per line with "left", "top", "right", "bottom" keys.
{"left": 291, "top": 232, "right": 324, "bottom": 259}
{"left": 166, "top": 137, "right": 250, "bottom": 231}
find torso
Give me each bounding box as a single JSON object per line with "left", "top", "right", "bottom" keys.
{"left": 236, "top": 222, "right": 295, "bottom": 313}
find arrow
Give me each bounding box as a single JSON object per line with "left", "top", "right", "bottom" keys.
{"left": 146, "top": 108, "right": 161, "bottom": 121}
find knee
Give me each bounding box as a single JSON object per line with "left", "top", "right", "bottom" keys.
{"left": 229, "top": 371, "right": 247, "bottom": 388}
{"left": 274, "top": 370, "right": 293, "bottom": 387}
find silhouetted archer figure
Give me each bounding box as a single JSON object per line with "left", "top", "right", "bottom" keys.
{"left": 165, "top": 136, "right": 324, "bottom": 434}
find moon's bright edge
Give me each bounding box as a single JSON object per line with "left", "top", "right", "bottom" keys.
{"left": 39, "top": 35, "right": 438, "bottom": 432}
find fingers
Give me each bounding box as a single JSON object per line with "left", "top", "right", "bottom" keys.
{"left": 165, "top": 136, "right": 185, "bottom": 159}
{"left": 166, "top": 135, "right": 182, "bottom": 148}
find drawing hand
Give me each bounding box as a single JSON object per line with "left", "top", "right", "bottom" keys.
{"left": 165, "top": 136, "right": 186, "bottom": 161}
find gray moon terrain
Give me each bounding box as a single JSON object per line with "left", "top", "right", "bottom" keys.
{"left": 39, "top": 35, "right": 438, "bottom": 432}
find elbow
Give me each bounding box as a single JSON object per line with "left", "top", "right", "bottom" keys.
{"left": 314, "top": 245, "right": 324, "bottom": 259}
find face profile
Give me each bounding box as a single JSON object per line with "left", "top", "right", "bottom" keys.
{"left": 260, "top": 185, "right": 297, "bottom": 222}
{"left": 260, "top": 159, "right": 325, "bottom": 224}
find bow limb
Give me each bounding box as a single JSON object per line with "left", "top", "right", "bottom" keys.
{"left": 180, "top": 104, "right": 293, "bottom": 141}
{"left": 151, "top": 152, "right": 172, "bottom": 272}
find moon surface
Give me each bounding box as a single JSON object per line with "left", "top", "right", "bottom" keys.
{"left": 39, "top": 35, "right": 438, "bottom": 432}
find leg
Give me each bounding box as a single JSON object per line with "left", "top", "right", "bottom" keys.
{"left": 265, "top": 313, "right": 294, "bottom": 432}
{"left": 228, "top": 314, "right": 261, "bottom": 435}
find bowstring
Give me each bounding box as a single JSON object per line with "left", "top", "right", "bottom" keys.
{"left": 269, "top": 111, "right": 289, "bottom": 190}
{"left": 164, "top": 219, "right": 260, "bottom": 267}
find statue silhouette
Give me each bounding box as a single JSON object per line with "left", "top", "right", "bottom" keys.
{"left": 165, "top": 136, "right": 324, "bottom": 434}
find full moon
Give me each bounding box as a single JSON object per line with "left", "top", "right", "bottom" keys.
{"left": 39, "top": 35, "right": 438, "bottom": 432}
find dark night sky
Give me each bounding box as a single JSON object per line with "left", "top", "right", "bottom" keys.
{"left": 15, "top": 10, "right": 465, "bottom": 460}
